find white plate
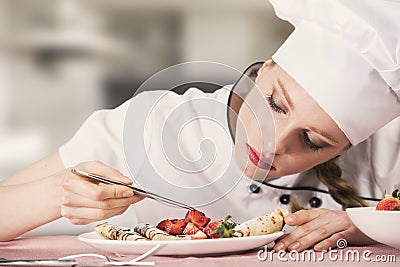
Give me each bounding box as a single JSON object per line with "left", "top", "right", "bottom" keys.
{"left": 78, "top": 231, "right": 284, "bottom": 256}
{"left": 346, "top": 207, "right": 400, "bottom": 250}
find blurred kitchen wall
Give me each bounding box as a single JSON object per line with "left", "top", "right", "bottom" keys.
{"left": 0, "top": 0, "right": 292, "bottom": 179}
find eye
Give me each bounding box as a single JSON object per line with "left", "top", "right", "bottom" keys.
{"left": 267, "top": 94, "right": 286, "bottom": 115}
{"left": 303, "top": 132, "right": 323, "bottom": 151}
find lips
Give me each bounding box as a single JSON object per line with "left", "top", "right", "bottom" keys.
{"left": 246, "top": 143, "right": 275, "bottom": 171}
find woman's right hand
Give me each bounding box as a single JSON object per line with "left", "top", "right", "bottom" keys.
{"left": 60, "top": 161, "right": 143, "bottom": 225}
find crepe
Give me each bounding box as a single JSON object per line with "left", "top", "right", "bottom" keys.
{"left": 232, "top": 209, "right": 289, "bottom": 237}
{"left": 133, "top": 223, "right": 190, "bottom": 241}
{"left": 95, "top": 222, "right": 149, "bottom": 241}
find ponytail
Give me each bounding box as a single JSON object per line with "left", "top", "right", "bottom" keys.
{"left": 290, "top": 157, "right": 368, "bottom": 212}
{"left": 314, "top": 157, "right": 368, "bottom": 209}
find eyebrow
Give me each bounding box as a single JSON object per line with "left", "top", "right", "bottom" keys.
{"left": 276, "top": 78, "right": 338, "bottom": 145}
{"left": 277, "top": 78, "right": 294, "bottom": 110}
{"left": 310, "top": 126, "right": 338, "bottom": 144}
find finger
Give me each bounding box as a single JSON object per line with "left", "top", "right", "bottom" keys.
{"left": 314, "top": 232, "right": 346, "bottom": 251}
{"left": 62, "top": 190, "right": 142, "bottom": 210}
{"left": 275, "top": 233, "right": 289, "bottom": 242}
{"left": 273, "top": 209, "right": 333, "bottom": 251}
{"left": 61, "top": 205, "right": 129, "bottom": 223}
{"left": 284, "top": 209, "right": 324, "bottom": 226}
{"left": 273, "top": 222, "right": 328, "bottom": 252}
{"left": 314, "top": 219, "right": 377, "bottom": 251}
{"left": 286, "top": 213, "right": 347, "bottom": 251}
{"left": 63, "top": 174, "right": 134, "bottom": 200}
{"left": 76, "top": 161, "right": 133, "bottom": 184}
{"left": 69, "top": 219, "right": 93, "bottom": 225}
{"left": 66, "top": 205, "right": 130, "bottom": 225}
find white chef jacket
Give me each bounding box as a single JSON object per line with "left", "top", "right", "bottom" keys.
{"left": 24, "top": 86, "right": 400, "bottom": 236}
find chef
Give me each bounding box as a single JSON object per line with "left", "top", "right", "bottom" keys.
{"left": 1, "top": 0, "right": 399, "bottom": 250}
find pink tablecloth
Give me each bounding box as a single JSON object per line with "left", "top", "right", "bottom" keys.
{"left": 0, "top": 236, "right": 399, "bottom": 267}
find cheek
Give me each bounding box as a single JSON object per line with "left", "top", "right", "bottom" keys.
{"left": 236, "top": 106, "right": 263, "bottom": 144}
{"left": 273, "top": 153, "right": 336, "bottom": 177}
{"left": 290, "top": 157, "right": 318, "bottom": 173}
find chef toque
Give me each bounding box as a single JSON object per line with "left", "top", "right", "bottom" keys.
{"left": 270, "top": 0, "right": 400, "bottom": 146}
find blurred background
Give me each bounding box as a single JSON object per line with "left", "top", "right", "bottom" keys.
{"left": 0, "top": 0, "right": 292, "bottom": 179}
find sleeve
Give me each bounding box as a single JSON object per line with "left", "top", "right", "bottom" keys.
{"left": 58, "top": 99, "right": 131, "bottom": 176}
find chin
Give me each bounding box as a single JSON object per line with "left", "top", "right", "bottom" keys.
{"left": 243, "top": 166, "right": 256, "bottom": 179}
{"left": 243, "top": 164, "right": 271, "bottom": 181}
{"left": 264, "top": 170, "right": 279, "bottom": 179}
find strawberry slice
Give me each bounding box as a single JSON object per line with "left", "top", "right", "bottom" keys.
{"left": 203, "top": 220, "right": 223, "bottom": 239}
{"left": 156, "top": 219, "right": 173, "bottom": 233}
{"left": 376, "top": 189, "right": 400, "bottom": 211}
{"left": 185, "top": 210, "right": 211, "bottom": 228}
{"left": 156, "top": 219, "right": 169, "bottom": 230}
{"left": 183, "top": 222, "right": 200, "bottom": 235}
{"left": 157, "top": 219, "right": 188, "bottom": 235}
{"left": 203, "top": 216, "right": 237, "bottom": 239}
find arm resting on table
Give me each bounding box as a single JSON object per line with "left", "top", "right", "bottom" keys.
{"left": 0, "top": 152, "right": 65, "bottom": 241}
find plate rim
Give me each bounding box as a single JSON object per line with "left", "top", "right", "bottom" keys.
{"left": 346, "top": 206, "right": 400, "bottom": 214}
{"left": 77, "top": 230, "right": 285, "bottom": 255}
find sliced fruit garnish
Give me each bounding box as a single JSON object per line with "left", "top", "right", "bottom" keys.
{"left": 203, "top": 220, "right": 223, "bottom": 239}
{"left": 183, "top": 222, "right": 200, "bottom": 235}
{"left": 204, "top": 215, "right": 237, "bottom": 238}
{"left": 376, "top": 189, "right": 400, "bottom": 211}
{"left": 184, "top": 210, "right": 211, "bottom": 228}
{"left": 156, "top": 219, "right": 188, "bottom": 235}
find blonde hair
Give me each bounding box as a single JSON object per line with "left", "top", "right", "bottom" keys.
{"left": 315, "top": 157, "right": 368, "bottom": 208}
{"left": 290, "top": 157, "right": 368, "bottom": 212}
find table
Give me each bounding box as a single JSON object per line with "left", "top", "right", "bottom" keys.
{"left": 0, "top": 236, "right": 399, "bottom": 266}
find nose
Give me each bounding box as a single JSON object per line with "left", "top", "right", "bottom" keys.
{"left": 274, "top": 121, "right": 293, "bottom": 155}
{"left": 274, "top": 135, "right": 287, "bottom": 155}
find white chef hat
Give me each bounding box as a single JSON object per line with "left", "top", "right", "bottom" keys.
{"left": 270, "top": 0, "right": 400, "bottom": 146}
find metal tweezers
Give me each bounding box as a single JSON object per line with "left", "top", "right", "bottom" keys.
{"left": 71, "top": 169, "right": 194, "bottom": 210}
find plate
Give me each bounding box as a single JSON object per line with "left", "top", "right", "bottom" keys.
{"left": 78, "top": 231, "right": 284, "bottom": 256}
{"left": 346, "top": 207, "right": 400, "bottom": 250}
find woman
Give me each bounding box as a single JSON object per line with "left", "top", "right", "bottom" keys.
{"left": 1, "top": 0, "right": 399, "bottom": 252}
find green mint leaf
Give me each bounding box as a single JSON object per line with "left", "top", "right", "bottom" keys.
{"left": 210, "top": 215, "right": 238, "bottom": 238}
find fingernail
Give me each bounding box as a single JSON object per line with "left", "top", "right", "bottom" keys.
{"left": 121, "top": 176, "right": 133, "bottom": 184}
{"left": 122, "top": 190, "right": 133, "bottom": 197}
{"left": 314, "top": 244, "right": 323, "bottom": 251}
{"left": 289, "top": 242, "right": 300, "bottom": 251}
{"left": 285, "top": 215, "right": 294, "bottom": 224}
{"left": 274, "top": 242, "right": 284, "bottom": 251}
